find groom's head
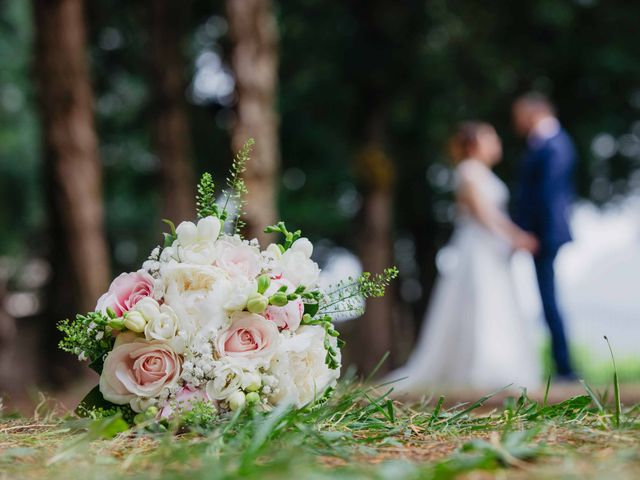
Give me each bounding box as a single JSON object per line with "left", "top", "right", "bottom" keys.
{"left": 512, "top": 92, "right": 555, "bottom": 137}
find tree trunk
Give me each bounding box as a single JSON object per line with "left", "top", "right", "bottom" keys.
{"left": 33, "top": 0, "right": 110, "bottom": 383}
{"left": 354, "top": 116, "right": 396, "bottom": 376}
{"left": 150, "top": 0, "right": 195, "bottom": 223}
{"left": 226, "top": 0, "right": 279, "bottom": 244}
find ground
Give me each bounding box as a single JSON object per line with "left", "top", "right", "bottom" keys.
{"left": 1, "top": 379, "right": 639, "bottom": 479}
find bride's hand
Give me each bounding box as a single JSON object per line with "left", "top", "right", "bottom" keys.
{"left": 513, "top": 231, "right": 539, "bottom": 254}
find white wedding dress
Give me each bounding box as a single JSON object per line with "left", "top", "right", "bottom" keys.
{"left": 389, "top": 159, "right": 540, "bottom": 393}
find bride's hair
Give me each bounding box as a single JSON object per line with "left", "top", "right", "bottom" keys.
{"left": 448, "top": 121, "right": 493, "bottom": 164}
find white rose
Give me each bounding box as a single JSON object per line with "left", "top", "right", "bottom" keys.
{"left": 291, "top": 237, "right": 313, "bottom": 258}
{"left": 161, "top": 263, "right": 233, "bottom": 335}
{"left": 134, "top": 297, "right": 185, "bottom": 352}
{"left": 205, "top": 362, "right": 244, "bottom": 400}
{"left": 175, "top": 217, "right": 221, "bottom": 265}
{"left": 274, "top": 250, "right": 320, "bottom": 288}
{"left": 223, "top": 276, "right": 258, "bottom": 312}
{"left": 145, "top": 306, "right": 179, "bottom": 341}
{"left": 215, "top": 235, "right": 262, "bottom": 280}
{"left": 269, "top": 326, "right": 340, "bottom": 407}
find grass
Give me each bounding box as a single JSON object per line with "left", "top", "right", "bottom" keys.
{"left": 1, "top": 369, "right": 640, "bottom": 479}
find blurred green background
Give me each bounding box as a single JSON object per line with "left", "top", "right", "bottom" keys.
{"left": 1, "top": 0, "right": 639, "bottom": 407}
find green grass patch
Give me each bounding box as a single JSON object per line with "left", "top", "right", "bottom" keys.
{"left": 2, "top": 370, "right": 640, "bottom": 479}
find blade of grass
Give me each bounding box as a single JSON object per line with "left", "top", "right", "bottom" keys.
{"left": 580, "top": 380, "right": 604, "bottom": 413}
{"left": 364, "top": 352, "right": 390, "bottom": 383}
{"left": 435, "top": 386, "right": 510, "bottom": 426}
{"left": 604, "top": 336, "right": 621, "bottom": 428}
{"left": 428, "top": 395, "right": 445, "bottom": 427}
{"left": 543, "top": 375, "right": 551, "bottom": 408}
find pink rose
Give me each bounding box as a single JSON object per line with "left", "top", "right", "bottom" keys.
{"left": 263, "top": 278, "right": 304, "bottom": 331}
{"left": 216, "top": 312, "right": 279, "bottom": 366}
{"left": 96, "top": 270, "right": 155, "bottom": 317}
{"left": 159, "top": 386, "right": 210, "bottom": 419}
{"left": 99, "top": 334, "right": 181, "bottom": 406}
{"left": 264, "top": 301, "right": 303, "bottom": 332}
{"left": 215, "top": 237, "right": 262, "bottom": 279}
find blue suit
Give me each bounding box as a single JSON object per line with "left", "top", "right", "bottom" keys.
{"left": 515, "top": 127, "right": 576, "bottom": 376}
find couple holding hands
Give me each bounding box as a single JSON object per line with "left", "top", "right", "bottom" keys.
{"left": 392, "top": 93, "right": 577, "bottom": 392}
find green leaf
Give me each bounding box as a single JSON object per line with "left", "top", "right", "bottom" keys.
{"left": 161, "top": 218, "right": 177, "bottom": 236}
{"left": 88, "top": 357, "right": 104, "bottom": 375}
{"left": 76, "top": 386, "right": 116, "bottom": 417}
{"left": 304, "top": 302, "right": 319, "bottom": 317}
{"left": 163, "top": 232, "right": 176, "bottom": 248}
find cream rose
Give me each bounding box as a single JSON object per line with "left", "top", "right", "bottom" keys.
{"left": 161, "top": 263, "right": 233, "bottom": 334}
{"left": 216, "top": 312, "right": 279, "bottom": 367}
{"left": 99, "top": 334, "right": 181, "bottom": 411}
{"left": 269, "top": 326, "right": 340, "bottom": 407}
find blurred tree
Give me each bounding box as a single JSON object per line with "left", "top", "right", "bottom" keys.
{"left": 149, "top": 0, "right": 196, "bottom": 223}
{"left": 33, "top": 0, "right": 110, "bottom": 380}
{"left": 226, "top": 0, "right": 279, "bottom": 243}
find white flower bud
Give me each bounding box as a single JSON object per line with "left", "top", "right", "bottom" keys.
{"left": 291, "top": 237, "right": 313, "bottom": 258}
{"left": 108, "top": 317, "right": 125, "bottom": 330}
{"left": 135, "top": 297, "right": 160, "bottom": 322}
{"left": 241, "top": 372, "right": 262, "bottom": 392}
{"left": 196, "top": 216, "right": 221, "bottom": 241}
{"left": 227, "top": 391, "right": 246, "bottom": 411}
{"left": 124, "top": 311, "right": 146, "bottom": 333}
{"left": 266, "top": 243, "right": 283, "bottom": 259}
{"left": 176, "top": 221, "right": 197, "bottom": 245}
{"left": 246, "top": 293, "right": 269, "bottom": 314}
{"left": 246, "top": 392, "right": 260, "bottom": 405}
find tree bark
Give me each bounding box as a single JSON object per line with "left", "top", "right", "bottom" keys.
{"left": 354, "top": 116, "right": 396, "bottom": 376}
{"left": 150, "top": 0, "right": 196, "bottom": 223}
{"left": 33, "top": 0, "right": 110, "bottom": 383}
{"left": 226, "top": 0, "right": 280, "bottom": 244}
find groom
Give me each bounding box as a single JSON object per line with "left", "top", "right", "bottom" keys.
{"left": 512, "top": 93, "right": 577, "bottom": 381}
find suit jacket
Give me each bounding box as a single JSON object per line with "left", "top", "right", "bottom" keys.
{"left": 514, "top": 128, "right": 576, "bottom": 255}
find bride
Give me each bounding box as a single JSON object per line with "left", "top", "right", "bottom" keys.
{"left": 389, "top": 122, "right": 541, "bottom": 393}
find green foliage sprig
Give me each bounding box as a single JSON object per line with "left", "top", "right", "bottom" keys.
{"left": 58, "top": 311, "right": 115, "bottom": 368}
{"left": 177, "top": 400, "right": 219, "bottom": 430}
{"left": 318, "top": 267, "right": 399, "bottom": 320}
{"left": 301, "top": 313, "right": 344, "bottom": 370}
{"left": 264, "top": 221, "right": 302, "bottom": 252}
{"left": 195, "top": 139, "right": 254, "bottom": 234}
{"left": 196, "top": 172, "right": 222, "bottom": 219}
{"left": 223, "top": 138, "right": 253, "bottom": 234}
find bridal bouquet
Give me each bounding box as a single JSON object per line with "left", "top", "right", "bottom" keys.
{"left": 58, "top": 140, "right": 397, "bottom": 424}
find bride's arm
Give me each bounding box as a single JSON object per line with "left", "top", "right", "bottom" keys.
{"left": 457, "top": 181, "right": 538, "bottom": 252}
